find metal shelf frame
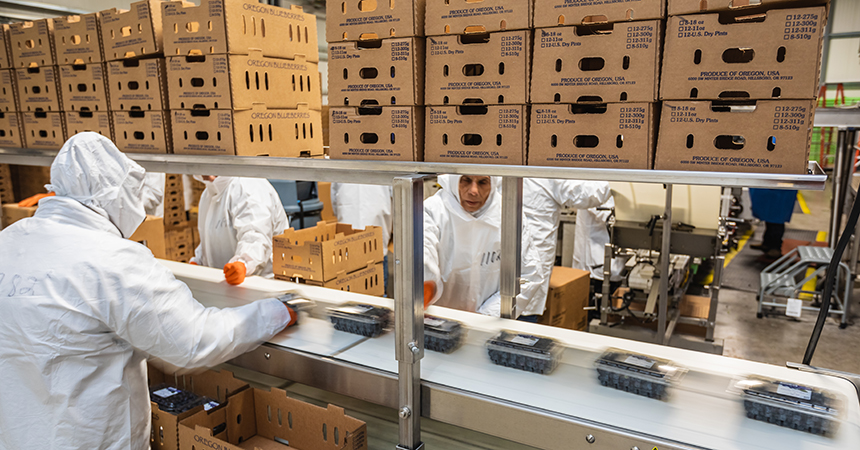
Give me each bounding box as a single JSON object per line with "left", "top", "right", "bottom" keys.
{"left": 0, "top": 146, "right": 827, "bottom": 450}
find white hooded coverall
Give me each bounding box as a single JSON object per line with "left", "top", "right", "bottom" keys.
{"left": 331, "top": 183, "right": 393, "bottom": 255}
{"left": 191, "top": 176, "right": 288, "bottom": 277}
{"left": 423, "top": 175, "right": 546, "bottom": 317}
{"left": 141, "top": 172, "right": 165, "bottom": 217}
{"left": 573, "top": 196, "right": 627, "bottom": 281}
{"left": 522, "top": 179, "right": 611, "bottom": 315}
{"left": 0, "top": 133, "right": 290, "bottom": 450}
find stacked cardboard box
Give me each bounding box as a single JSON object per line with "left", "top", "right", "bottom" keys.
{"left": 529, "top": 0, "right": 664, "bottom": 169}
{"left": 9, "top": 19, "right": 65, "bottom": 148}
{"left": 55, "top": 13, "right": 113, "bottom": 142}
{"left": 0, "top": 25, "right": 24, "bottom": 149}
{"left": 327, "top": 0, "right": 425, "bottom": 161}
{"left": 0, "top": 164, "right": 13, "bottom": 204}
{"left": 655, "top": 2, "right": 827, "bottom": 174}
{"left": 424, "top": 0, "right": 531, "bottom": 164}
{"left": 161, "top": 173, "right": 194, "bottom": 262}
{"left": 163, "top": 0, "right": 323, "bottom": 157}
{"left": 273, "top": 221, "right": 385, "bottom": 296}
{"left": 101, "top": 0, "right": 173, "bottom": 154}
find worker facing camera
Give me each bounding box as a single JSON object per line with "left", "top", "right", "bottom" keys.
{"left": 458, "top": 175, "right": 493, "bottom": 213}
{"left": 190, "top": 174, "right": 288, "bottom": 285}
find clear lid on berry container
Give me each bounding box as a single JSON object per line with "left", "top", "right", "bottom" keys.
{"left": 594, "top": 348, "right": 686, "bottom": 385}
{"left": 327, "top": 303, "right": 391, "bottom": 325}
{"left": 486, "top": 330, "right": 563, "bottom": 363}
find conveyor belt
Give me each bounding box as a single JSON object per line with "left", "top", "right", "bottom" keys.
{"left": 162, "top": 260, "right": 860, "bottom": 450}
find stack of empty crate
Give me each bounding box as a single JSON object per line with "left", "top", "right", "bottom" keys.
{"left": 654, "top": 0, "right": 827, "bottom": 174}
{"left": 163, "top": 0, "right": 323, "bottom": 158}
{"left": 529, "top": 0, "right": 664, "bottom": 170}
{"left": 10, "top": 19, "right": 66, "bottom": 149}
{"left": 327, "top": 0, "right": 425, "bottom": 161}
{"left": 101, "top": 0, "right": 172, "bottom": 154}
{"left": 0, "top": 25, "right": 23, "bottom": 149}
{"left": 424, "top": 0, "right": 532, "bottom": 164}
{"left": 0, "top": 164, "right": 14, "bottom": 205}
{"left": 163, "top": 173, "right": 194, "bottom": 262}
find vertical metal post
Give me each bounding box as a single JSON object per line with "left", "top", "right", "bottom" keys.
{"left": 393, "top": 175, "right": 425, "bottom": 450}
{"left": 600, "top": 243, "right": 612, "bottom": 325}
{"left": 500, "top": 177, "right": 523, "bottom": 319}
{"left": 706, "top": 256, "right": 724, "bottom": 342}
{"left": 829, "top": 129, "right": 847, "bottom": 247}
{"left": 658, "top": 184, "right": 673, "bottom": 345}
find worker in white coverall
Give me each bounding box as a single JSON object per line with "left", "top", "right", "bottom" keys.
{"left": 141, "top": 172, "right": 165, "bottom": 216}
{"left": 331, "top": 183, "right": 393, "bottom": 294}
{"left": 190, "top": 176, "right": 289, "bottom": 285}
{"left": 520, "top": 179, "right": 612, "bottom": 322}
{"left": 0, "top": 132, "right": 296, "bottom": 450}
{"left": 423, "top": 175, "right": 546, "bottom": 317}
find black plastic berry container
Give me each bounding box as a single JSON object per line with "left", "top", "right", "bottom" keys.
{"left": 594, "top": 349, "right": 683, "bottom": 400}
{"left": 736, "top": 376, "right": 841, "bottom": 436}
{"left": 424, "top": 315, "right": 465, "bottom": 354}
{"left": 149, "top": 384, "right": 205, "bottom": 414}
{"left": 328, "top": 303, "right": 392, "bottom": 337}
{"left": 486, "top": 330, "right": 562, "bottom": 375}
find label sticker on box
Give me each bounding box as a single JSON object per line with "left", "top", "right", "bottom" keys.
{"left": 153, "top": 387, "right": 180, "bottom": 398}
{"left": 424, "top": 318, "right": 446, "bottom": 328}
{"left": 203, "top": 400, "right": 220, "bottom": 411}
{"left": 339, "top": 305, "right": 373, "bottom": 315}
{"left": 511, "top": 335, "right": 539, "bottom": 346}
{"left": 623, "top": 355, "right": 656, "bottom": 369}
{"left": 777, "top": 382, "right": 812, "bottom": 400}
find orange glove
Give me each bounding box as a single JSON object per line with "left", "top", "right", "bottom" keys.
{"left": 286, "top": 305, "right": 298, "bottom": 327}
{"left": 189, "top": 260, "right": 198, "bottom": 265}
{"left": 223, "top": 261, "right": 246, "bottom": 285}
{"left": 18, "top": 192, "right": 54, "bottom": 207}
{"left": 423, "top": 281, "right": 436, "bottom": 309}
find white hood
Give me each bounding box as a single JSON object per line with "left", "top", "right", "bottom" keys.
{"left": 46, "top": 132, "right": 146, "bottom": 238}
{"left": 437, "top": 174, "right": 502, "bottom": 220}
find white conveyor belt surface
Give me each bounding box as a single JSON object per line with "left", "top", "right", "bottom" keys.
{"left": 163, "top": 260, "right": 860, "bottom": 449}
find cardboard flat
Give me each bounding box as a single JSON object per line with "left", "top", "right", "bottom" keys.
{"left": 107, "top": 58, "right": 168, "bottom": 111}
{"left": 655, "top": 100, "right": 814, "bottom": 174}
{"left": 294, "top": 261, "right": 386, "bottom": 296}
{"left": 53, "top": 13, "right": 102, "bottom": 65}
{"left": 0, "top": 25, "right": 11, "bottom": 69}
{"left": 328, "top": 37, "right": 425, "bottom": 106}
{"left": 424, "top": 104, "right": 527, "bottom": 164}
{"left": 21, "top": 111, "right": 65, "bottom": 149}
{"left": 538, "top": 267, "right": 592, "bottom": 331}
{"left": 171, "top": 105, "right": 323, "bottom": 157}
{"left": 162, "top": 0, "right": 318, "bottom": 62}
{"left": 180, "top": 387, "right": 367, "bottom": 450}
{"left": 9, "top": 19, "right": 55, "bottom": 68}
{"left": 327, "top": 0, "right": 425, "bottom": 42}
{"left": 15, "top": 66, "right": 61, "bottom": 112}
{"left": 0, "top": 164, "right": 13, "bottom": 204}
{"left": 65, "top": 111, "right": 112, "bottom": 140}
{"left": 0, "top": 70, "right": 18, "bottom": 112}
{"left": 425, "top": 30, "right": 530, "bottom": 105}
{"left": 129, "top": 215, "right": 166, "bottom": 258}
{"left": 273, "top": 221, "right": 384, "bottom": 282}
{"left": 329, "top": 106, "right": 424, "bottom": 161}
{"left": 531, "top": 21, "right": 662, "bottom": 104}
{"left": 1, "top": 203, "right": 37, "bottom": 229}
{"left": 528, "top": 103, "right": 656, "bottom": 169}
{"left": 661, "top": 8, "right": 826, "bottom": 100}
{"left": 166, "top": 53, "right": 321, "bottom": 110}
{"left": 0, "top": 112, "right": 23, "bottom": 148}
{"left": 534, "top": 0, "right": 665, "bottom": 28}
{"left": 425, "top": 0, "right": 532, "bottom": 36}
{"left": 58, "top": 63, "right": 109, "bottom": 111}
{"left": 668, "top": 0, "right": 828, "bottom": 16}
{"left": 113, "top": 110, "right": 171, "bottom": 154}
{"left": 100, "top": 0, "right": 164, "bottom": 61}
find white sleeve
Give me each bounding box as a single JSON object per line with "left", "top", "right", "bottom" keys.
{"left": 330, "top": 182, "right": 340, "bottom": 219}
{"left": 228, "top": 184, "right": 280, "bottom": 275}
{"left": 517, "top": 217, "right": 549, "bottom": 317}
{"left": 555, "top": 180, "right": 611, "bottom": 211}
{"left": 422, "top": 198, "right": 444, "bottom": 304}
{"left": 141, "top": 173, "right": 165, "bottom": 217}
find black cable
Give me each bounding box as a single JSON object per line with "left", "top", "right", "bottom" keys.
{"left": 803, "top": 187, "right": 860, "bottom": 365}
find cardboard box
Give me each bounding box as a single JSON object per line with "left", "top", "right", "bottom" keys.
{"left": 0, "top": 164, "right": 13, "bottom": 204}
{"left": 107, "top": 58, "right": 168, "bottom": 111}
{"left": 329, "top": 106, "right": 424, "bottom": 161}
{"left": 425, "top": 0, "right": 532, "bottom": 36}
{"left": 53, "top": 13, "right": 102, "bottom": 65}
{"left": 14, "top": 66, "right": 61, "bottom": 112}
{"left": 655, "top": 99, "right": 814, "bottom": 174}
{"left": 327, "top": 0, "right": 425, "bottom": 42}
{"left": 166, "top": 244, "right": 193, "bottom": 263}
{"left": 668, "top": 0, "right": 828, "bottom": 16}
{"left": 660, "top": 8, "right": 826, "bottom": 101}
{"left": 22, "top": 111, "right": 65, "bottom": 149}
{"left": 65, "top": 111, "right": 112, "bottom": 140}
{"left": 129, "top": 214, "right": 166, "bottom": 258}
{"left": 1, "top": 204, "right": 37, "bottom": 228}
{"left": 528, "top": 103, "right": 656, "bottom": 169}
{"left": 58, "top": 63, "right": 109, "bottom": 111}
{"left": 273, "top": 221, "right": 384, "bottom": 282}
{"left": 680, "top": 294, "right": 711, "bottom": 319}
{"left": 328, "top": 38, "right": 425, "bottom": 106}
{"left": 0, "top": 112, "right": 23, "bottom": 148}
{"left": 113, "top": 110, "right": 171, "bottom": 154}
{"left": 319, "top": 262, "right": 385, "bottom": 296}
{"left": 166, "top": 52, "right": 321, "bottom": 110}
{"left": 530, "top": 21, "right": 662, "bottom": 104}
{"left": 179, "top": 387, "right": 368, "bottom": 450}
{"left": 0, "top": 25, "right": 11, "bottom": 70}
{"left": 425, "top": 30, "right": 530, "bottom": 105}
{"left": 9, "top": 165, "right": 50, "bottom": 200}
{"left": 534, "top": 0, "right": 665, "bottom": 28}
{"left": 171, "top": 105, "right": 323, "bottom": 157}
{"left": 538, "top": 267, "right": 591, "bottom": 331}
{"left": 162, "top": 0, "right": 318, "bottom": 62}
{"left": 9, "top": 19, "right": 55, "bottom": 68}
{"left": 0, "top": 70, "right": 18, "bottom": 112}
{"left": 148, "top": 365, "right": 249, "bottom": 450}
{"left": 165, "top": 225, "right": 192, "bottom": 247}
{"left": 424, "top": 104, "right": 527, "bottom": 164}
{"left": 100, "top": 0, "right": 165, "bottom": 61}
